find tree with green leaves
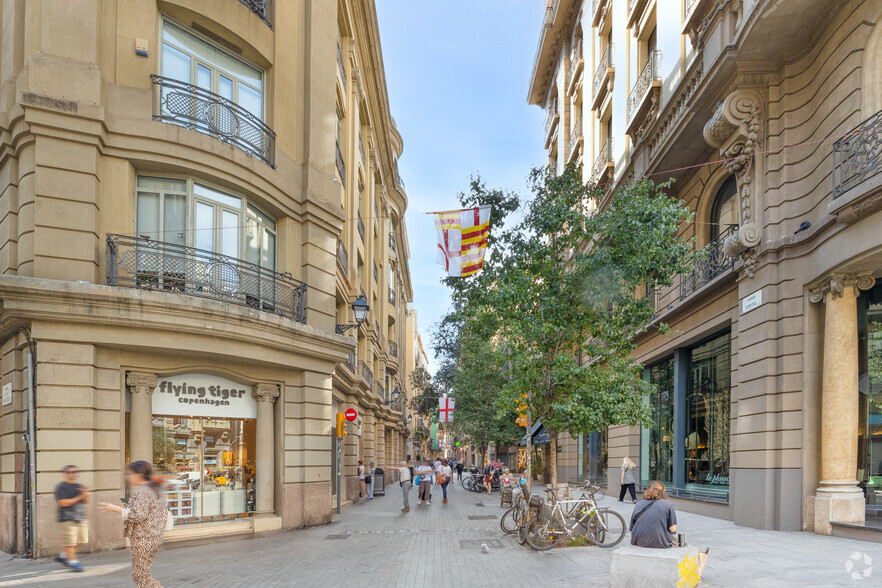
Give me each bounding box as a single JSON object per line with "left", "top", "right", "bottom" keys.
{"left": 487, "top": 165, "right": 693, "bottom": 485}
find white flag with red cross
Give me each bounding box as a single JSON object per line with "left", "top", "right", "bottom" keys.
{"left": 439, "top": 396, "right": 455, "bottom": 423}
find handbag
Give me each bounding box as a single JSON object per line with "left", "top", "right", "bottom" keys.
{"left": 438, "top": 473, "right": 448, "bottom": 485}
{"left": 414, "top": 475, "right": 421, "bottom": 486}
{"left": 365, "top": 475, "right": 372, "bottom": 484}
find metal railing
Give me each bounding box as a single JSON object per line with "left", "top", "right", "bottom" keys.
{"left": 358, "top": 212, "right": 365, "bottom": 243}
{"left": 151, "top": 75, "right": 276, "bottom": 168}
{"left": 397, "top": 173, "right": 405, "bottom": 189}
{"left": 390, "top": 396, "right": 403, "bottom": 412}
{"left": 336, "top": 140, "right": 345, "bottom": 183}
{"left": 568, "top": 39, "right": 583, "bottom": 87}
{"left": 568, "top": 117, "right": 583, "bottom": 158}
{"left": 627, "top": 51, "right": 662, "bottom": 123}
{"left": 685, "top": 0, "right": 700, "bottom": 16}
{"left": 593, "top": 44, "right": 614, "bottom": 98}
{"left": 344, "top": 349, "right": 357, "bottom": 372}
{"left": 679, "top": 225, "right": 737, "bottom": 299}
{"left": 377, "top": 382, "right": 385, "bottom": 401}
{"left": 545, "top": 97, "right": 559, "bottom": 134}
{"left": 592, "top": 138, "right": 614, "bottom": 182}
{"left": 389, "top": 341, "right": 399, "bottom": 358}
{"left": 359, "top": 360, "right": 373, "bottom": 387}
{"left": 389, "top": 288, "right": 396, "bottom": 306}
{"left": 106, "top": 234, "right": 307, "bottom": 322}
{"left": 389, "top": 233, "right": 397, "bottom": 252}
{"left": 832, "top": 110, "right": 882, "bottom": 199}
{"left": 337, "top": 240, "right": 348, "bottom": 271}
{"left": 337, "top": 44, "right": 347, "bottom": 91}
{"left": 239, "top": 0, "right": 271, "bottom": 27}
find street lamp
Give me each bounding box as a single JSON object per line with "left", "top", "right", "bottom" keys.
{"left": 335, "top": 295, "right": 369, "bottom": 334}
{"left": 392, "top": 387, "right": 400, "bottom": 401}
{"left": 407, "top": 414, "right": 412, "bottom": 424}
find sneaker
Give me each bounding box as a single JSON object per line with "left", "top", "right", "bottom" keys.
{"left": 402, "top": 508, "right": 410, "bottom": 513}
{"left": 426, "top": 501, "right": 431, "bottom": 505}
{"left": 417, "top": 500, "right": 423, "bottom": 505}
{"left": 68, "top": 562, "right": 84, "bottom": 573}
{"left": 54, "top": 554, "right": 67, "bottom": 565}
{"left": 632, "top": 500, "right": 637, "bottom": 504}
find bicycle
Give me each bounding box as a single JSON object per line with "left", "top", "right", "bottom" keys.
{"left": 524, "top": 484, "right": 625, "bottom": 550}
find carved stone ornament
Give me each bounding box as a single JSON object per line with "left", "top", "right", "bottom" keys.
{"left": 809, "top": 273, "right": 876, "bottom": 303}
{"left": 252, "top": 383, "right": 280, "bottom": 403}
{"left": 126, "top": 372, "right": 158, "bottom": 394}
{"left": 722, "top": 221, "right": 761, "bottom": 258}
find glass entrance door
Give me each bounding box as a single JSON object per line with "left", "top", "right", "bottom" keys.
{"left": 153, "top": 416, "right": 257, "bottom": 524}
{"left": 858, "top": 282, "right": 882, "bottom": 508}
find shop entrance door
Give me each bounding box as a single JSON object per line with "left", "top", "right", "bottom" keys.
{"left": 153, "top": 416, "right": 257, "bottom": 524}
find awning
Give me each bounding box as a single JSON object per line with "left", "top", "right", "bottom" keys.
{"left": 519, "top": 422, "right": 551, "bottom": 446}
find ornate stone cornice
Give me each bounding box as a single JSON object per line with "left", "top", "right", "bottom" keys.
{"left": 127, "top": 371, "right": 157, "bottom": 394}
{"left": 252, "top": 383, "right": 280, "bottom": 403}
{"left": 809, "top": 273, "right": 875, "bottom": 303}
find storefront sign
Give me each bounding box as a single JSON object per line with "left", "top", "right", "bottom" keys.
{"left": 152, "top": 374, "right": 257, "bottom": 419}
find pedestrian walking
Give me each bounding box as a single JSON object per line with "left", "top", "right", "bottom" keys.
{"left": 438, "top": 459, "right": 452, "bottom": 503}
{"left": 456, "top": 461, "right": 464, "bottom": 481}
{"left": 483, "top": 462, "right": 494, "bottom": 495}
{"left": 99, "top": 461, "right": 168, "bottom": 587}
{"left": 358, "top": 460, "right": 366, "bottom": 500}
{"left": 366, "top": 462, "right": 375, "bottom": 499}
{"left": 417, "top": 460, "right": 434, "bottom": 505}
{"left": 54, "top": 465, "right": 89, "bottom": 572}
{"left": 385, "top": 460, "right": 412, "bottom": 512}
{"left": 619, "top": 456, "right": 637, "bottom": 503}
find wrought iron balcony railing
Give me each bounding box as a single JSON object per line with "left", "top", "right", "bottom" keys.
{"left": 568, "top": 39, "right": 583, "bottom": 88}
{"left": 337, "top": 240, "right": 348, "bottom": 272}
{"left": 591, "top": 138, "right": 614, "bottom": 183}
{"left": 685, "top": 0, "right": 700, "bottom": 16}
{"left": 389, "top": 233, "right": 397, "bottom": 252}
{"left": 344, "top": 349, "right": 357, "bottom": 372}
{"left": 568, "top": 117, "right": 583, "bottom": 159}
{"left": 389, "top": 341, "right": 399, "bottom": 358}
{"left": 151, "top": 75, "right": 276, "bottom": 168}
{"left": 627, "top": 51, "right": 662, "bottom": 123}
{"left": 239, "top": 0, "right": 271, "bottom": 27}
{"left": 390, "top": 396, "right": 403, "bottom": 412}
{"left": 389, "top": 287, "right": 396, "bottom": 306}
{"left": 359, "top": 360, "right": 373, "bottom": 387}
{"left": 377, "top": 382, "right": 385, "bottom": 401}
{"left": 337, "top": 44, "right": 347, "bottom": 92}
{"left": 336, "top": 140, "right": 346, "bottom": 183}
{"left": 679, "top": 225, "right": 737, "bottom": 300}
{"left": 545, "top": 97, "right": 559, "bottom": 135}
{"left": 106, "top": 234, "right": 307, "bottom": 322}
{"left": 593, "top": 44, "right": 614, "bottom": 99}
{"left": 358, "top": 212, "right": 365, "bottom": 243}
{"left": 832, "top": 110, "right": 882, "bottom": 199}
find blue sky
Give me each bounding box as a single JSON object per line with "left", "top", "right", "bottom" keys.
{"left": 375, "top": 1, "right": 548, "bottom": 369}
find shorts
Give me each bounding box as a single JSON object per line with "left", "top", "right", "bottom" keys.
{"left": 61, "top": 521, "right": 88, "bottom": 546}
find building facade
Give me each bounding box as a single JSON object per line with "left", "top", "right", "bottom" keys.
{"left": 0, "top": 0, "right": 418, "bottom": 557}
{"left": 529, "top": 0, "right": 882, "bottom": 539}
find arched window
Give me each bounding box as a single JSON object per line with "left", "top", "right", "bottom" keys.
{"left": 710, "top": 176, "right": 738, "bottom": 241}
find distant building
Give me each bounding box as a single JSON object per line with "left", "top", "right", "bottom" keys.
{"left": 529, "top": 0, "right": 882, "bottom": 538}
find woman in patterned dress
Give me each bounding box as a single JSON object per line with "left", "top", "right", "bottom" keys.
{"left": 100, "top": 461, "right": 168, "bottom": 587}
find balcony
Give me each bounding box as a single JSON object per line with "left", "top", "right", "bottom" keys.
{"left": 389, "top": 341, "right": 399, "bottom": 358}
{"left": 390, "top": 396, "right": 403, "bottom": 413}
{"left": 679, "top": 225, "right": 737, "bottom": 300}
{"left": 591, "top": 138, "right": 615, "bottom": 187}
{"left": 337, "top": 44, "right": 347, "bottom": 92}
{"left": 151, "top": 75, "right": 276, "bottom": 168}
{"left": 567, "top": 117, "right": 583, "bottom": 163}
{"left": 336, "top": 140, "right": 346, "bottom": 183}
{"left": 358, "top": 212, "right": 365, "bottom": 243}
{"left": 592, "top": 0, "right": 610, "bottom": 27}
{"left": 344, "top": 349, "right": 357, "bottom": 373}
{"left": 389, "top": 288, "right": 396, "bottom": 306}
{"left": 567, "top": 39, "right": 584, "bottom": 97}
{"left": 626, "top": 51, "right": 662, "bottom": 138}
{"left": 627, "top": 0, "right": 648, "bottom": 29}
{"left": 105, "top": 234, "right": 307, "bottom": 322}
{"left": 389, "top": 233, "right": 397, "bottom": 253}
{"left": 832, "top": 110, "right": 882, "bottom": 200}
{"left": 376, "top": 382, "right": 385, "bottom": 401}
{"left": 683, "top": 0, "right": 714, "bottom": 46}
{"left": 239, "top": 0, "right": 271, "bottom": 27}
{"left": 544, "top": 97, "right": 560, "bottom": 148}
{"left": 337, "top": 240, "right": 348, "bottom": 273}
{"left": 592, "top": 44, "right": 614, "bottom": 111}
{"left": 397, "top": 173, "right": 406, "bottom": 190}
{"left": 359, "top": 360, "right": 373, "bottom": 387}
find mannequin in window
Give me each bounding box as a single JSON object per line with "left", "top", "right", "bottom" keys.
{"left": 710, "top": 176, "right": 739, "bottom": 242}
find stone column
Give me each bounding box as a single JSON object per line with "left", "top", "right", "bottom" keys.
{"left": 252, "top": 383, "right": 280, "bottom": 515}
{"left": 810, "top": 273, "right": 874, "bottom": 534}
{"left": 126, "top": 372, "right": 157, "bottom": 463}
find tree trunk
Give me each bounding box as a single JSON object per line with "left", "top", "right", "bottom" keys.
{"left": 548, "top": 431, "right": 558, "bottom": 488}
{"left": 481, "top": 446, "right": 487, "bottom": 467}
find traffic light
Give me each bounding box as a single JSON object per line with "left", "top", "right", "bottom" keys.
{"left": 336, "top": 413, "right": 346, "bottom": 438}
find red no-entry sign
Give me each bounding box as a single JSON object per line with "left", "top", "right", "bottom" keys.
{"left": 344, "top": 408, "right": 358, "bottom": 422}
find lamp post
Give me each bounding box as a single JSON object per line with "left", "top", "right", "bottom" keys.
{"left": 335, "top": 295, "right": 369, "bottom": 334}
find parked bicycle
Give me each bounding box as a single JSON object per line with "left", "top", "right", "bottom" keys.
{"left": 523, "top": 482, "right": 626, "bottom": 550}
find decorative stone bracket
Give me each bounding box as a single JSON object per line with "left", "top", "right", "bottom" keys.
{"left": 704, "top": 88, "right": 764, "bottom": 277}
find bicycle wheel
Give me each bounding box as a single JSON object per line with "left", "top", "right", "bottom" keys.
{"left": 525, "top": 518, "right": 561, "bottom": 551}
{"left": 517, "top": 508, "right": 534, "bottom": 545}
{"left": 462, "top": 477, "right": 473, "bottom": 491}
{"left": 585, "top": 508, "right": 626, "bottom": 548}
{"left": 472, "top": 478, "right": 484, "bottom": 493}
{"left": 500, "top": 506, "right": 521, "bottom": 534}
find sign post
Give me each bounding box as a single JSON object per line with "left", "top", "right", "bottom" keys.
{"left": 336, "top": 435, "right": 342, "bottom": 514}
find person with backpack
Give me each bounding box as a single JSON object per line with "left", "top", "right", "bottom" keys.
{"left": 456, "top": 461, "right": 464, "bottom": 481}
{"left": 483, "top": 462, "right": 494, "bottom": 495}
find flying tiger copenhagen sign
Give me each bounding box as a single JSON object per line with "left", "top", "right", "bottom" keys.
{"left": 151, "top": 374, "right": 257, "bottom": 419}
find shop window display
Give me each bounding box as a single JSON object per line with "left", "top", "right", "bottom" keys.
{"left": 858, "top": 281, "right": 882, "bottom": 508}
{"left": 642, "top": 358, "right": 674, "bottom": 485}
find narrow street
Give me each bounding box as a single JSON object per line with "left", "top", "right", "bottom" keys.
{"left": 2, "top": 481, "right": 880, "bottom": 587}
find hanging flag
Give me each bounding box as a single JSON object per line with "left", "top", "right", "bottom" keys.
{"left": 439, "top": 396, "right": 455, "bottom": 423}
{"left": 434, "top": 206, "right": 491, "bottom": 277}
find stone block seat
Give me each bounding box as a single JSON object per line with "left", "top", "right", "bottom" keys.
{"left": 610, "top": 544, "right": 701, "bottom": 587}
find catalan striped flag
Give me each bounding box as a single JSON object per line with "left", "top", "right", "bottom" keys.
{"left": 434, "top": 206, "right": 491, "bottom": 277}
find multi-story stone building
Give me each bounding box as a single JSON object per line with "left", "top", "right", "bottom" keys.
{"left": 529, "top": 0, "right": 882, "bottom": 540}
{"left": 0, "top": 0, "right": 419, "bottom": 556}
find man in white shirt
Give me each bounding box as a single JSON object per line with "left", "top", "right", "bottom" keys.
{"left": 390, "top": 461, "right": 412, "bottom": 512}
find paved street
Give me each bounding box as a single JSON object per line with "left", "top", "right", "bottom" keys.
{"left": 1, "top": 481, "right": 881, "bottom": 587}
